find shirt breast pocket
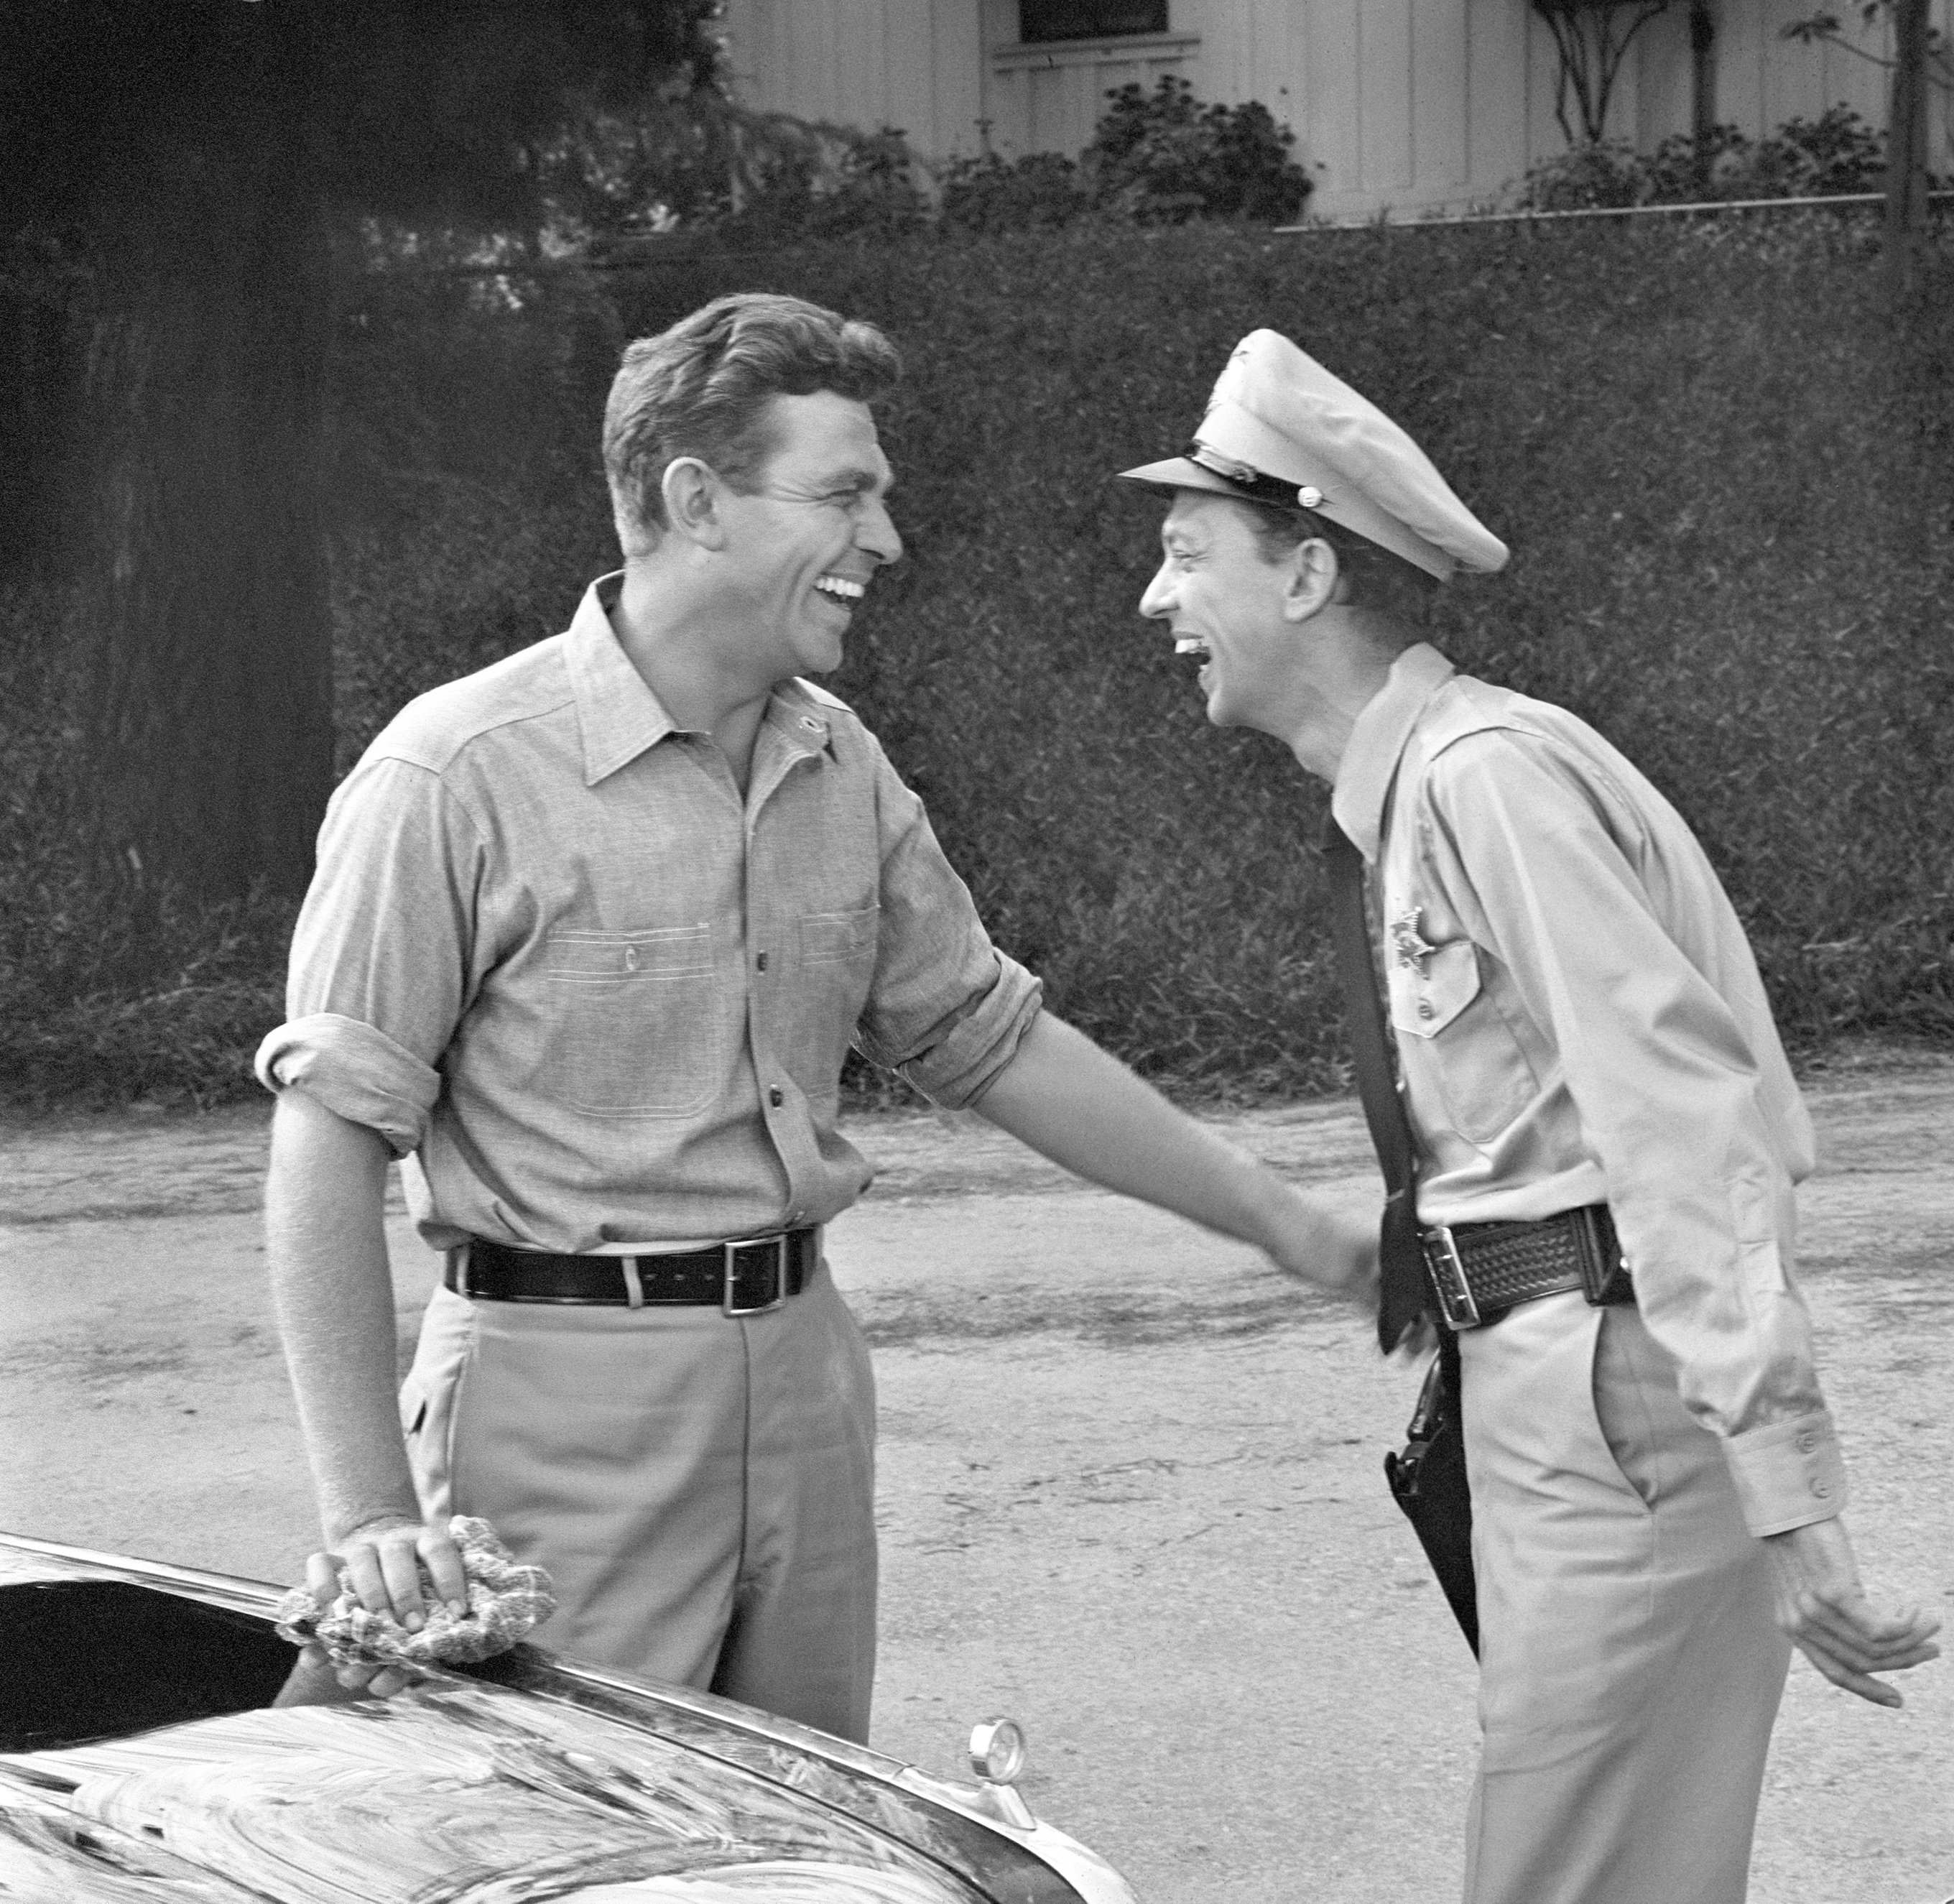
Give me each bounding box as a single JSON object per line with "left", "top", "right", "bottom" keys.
{"left": 538, "top": 923, "right": 721, "bottom": 1118}
{"left": 1389, "top": 938, "right": 1537, "bottom": 1145}
{"left": 800, "top": 904, "right": 881, "bottom": 968}
{"left": 785, "top": 904, "right": 881, "bottom": 1100}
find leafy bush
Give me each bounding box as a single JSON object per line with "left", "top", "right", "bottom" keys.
{"left": 1083, "top": 77, "right": 1313, "bottom": 223}
{"left": 1518, "top": 104, "right": 1894, "bottom": 209}
{"left": 537, "top": 76, "right": 1312, "bottom": 249}
{"left": 939, "top": 151, "right": 1095, "bottom": 234}
{"left": 5, "top": 214, "right": 1950, "bottom": 1106}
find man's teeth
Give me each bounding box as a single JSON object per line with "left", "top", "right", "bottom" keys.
{"left": 1175, "top": 637, "right": 1209, "bottom": 656}
{"left": 815, "top": 575, "right": 866, "bottom": 601}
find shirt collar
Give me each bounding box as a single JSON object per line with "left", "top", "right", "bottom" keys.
{"left": 564, "top": 573, "right": 681, "bottom": 787}
{"left": 1330, "top": 642, "right": 1455, "bottom": 861}
{"left": 563, "top": 574, "right": 839, "bottom": 787}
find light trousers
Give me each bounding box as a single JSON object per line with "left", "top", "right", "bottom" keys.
{"left": 1459, "top": 1295, "right": 1791, "bottom": 1904}
{"left": 400, "top": 1260, "right": 879, "bottom": 1742}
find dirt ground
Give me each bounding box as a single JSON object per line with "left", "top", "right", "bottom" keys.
{"left": 2, "top": 1052, "right": 1950, "bottom": 1904}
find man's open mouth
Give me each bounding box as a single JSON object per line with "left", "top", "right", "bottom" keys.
{"left": 814, "top": 573, "right": 866, "bottom": 604}
{"left": 1174, "top": 637, "right": 1209, "bottom": 658}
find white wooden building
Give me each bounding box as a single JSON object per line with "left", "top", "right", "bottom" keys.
{"left": 721, "top": 0, "right": 1951, "bottom": 221}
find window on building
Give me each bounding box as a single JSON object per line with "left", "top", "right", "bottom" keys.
{"left": 1017, "top": 1, "right": 1170, "bottom": 44}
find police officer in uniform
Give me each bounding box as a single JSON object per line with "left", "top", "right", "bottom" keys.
{"left": 1118, "top": 330, "right": 1940, "bottom": 1904}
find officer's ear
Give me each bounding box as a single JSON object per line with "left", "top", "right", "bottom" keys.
{"left": 1281, "top": 535, "right": 1341, "bottom": 623}
{"left": 661, "top": 457, "right": 729, "bottom": 550}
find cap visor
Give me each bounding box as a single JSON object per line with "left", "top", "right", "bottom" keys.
{"left": 1113, "top": 456, "right": 1241, "bottom": 498}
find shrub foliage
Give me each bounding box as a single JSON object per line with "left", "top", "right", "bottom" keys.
{"left": 2, "top": 215, "right": 1949, "bottom": 1105}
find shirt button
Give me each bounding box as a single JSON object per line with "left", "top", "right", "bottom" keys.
{"left": 1417, "top": 1000, "right": 1435, "bottom": 1020}
{"left": 769, "top": 1088, "right": 784, "bottom": 1108}
{"left": 1795, "top": 1431, "right": 1818, "bottom": 1454}
{"left": 624, "top": 946, "right": 639, "bottom": 972}
{"left": 756, "top": 952, "right": 769, "bottom": 972}
{"left": 1809, "top": 1479, "right": 1831, "bottom": 1499}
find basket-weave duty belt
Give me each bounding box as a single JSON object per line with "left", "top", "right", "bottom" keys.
{"left": 1421, "top": 1203, "right": 1632, "bottom": 1331}
{"left": 448, "top": 1228, "right": 818, "bottom": 1316}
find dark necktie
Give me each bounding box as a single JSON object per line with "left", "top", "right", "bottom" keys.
{"left": 1320, "top": 813, "right": 1432, "bottom": 1354}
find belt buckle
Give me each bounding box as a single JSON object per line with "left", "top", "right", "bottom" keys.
{"left": 723, "top": 1232, "right": 790, "bottom": 1318}
{"left": 1421, "top": 1226, "right": 1482, "bottom": 1330}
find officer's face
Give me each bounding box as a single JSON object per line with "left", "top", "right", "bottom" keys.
{"left": 1138, "top": 491, "right": 1292, "bottom": 731}
{"left": 716, "top": 391, "right": 902, "bottom": 681}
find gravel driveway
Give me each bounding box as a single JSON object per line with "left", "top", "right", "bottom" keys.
{"left": 2, "top": 1050, "right": 1948, "bottom": 1903}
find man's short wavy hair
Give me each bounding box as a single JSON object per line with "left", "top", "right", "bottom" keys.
{"left": 603, "top": 292, "right": 901, "bottom": 556}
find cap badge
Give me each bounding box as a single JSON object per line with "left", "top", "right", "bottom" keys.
{"left": 1297, "top": 486, "right": 1323, "bottom": 509}
{"left": 1391, "top": 909, "right": 1439, "bottom": 971}
{"left": 1190, "top": 445, "right": 1259, "bottom": 486}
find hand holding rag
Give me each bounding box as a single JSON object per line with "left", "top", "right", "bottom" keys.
{"left": 276, "top": 1515, "right": 555, "bottom": 1668}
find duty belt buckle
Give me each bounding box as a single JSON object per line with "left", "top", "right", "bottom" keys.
{"left": 723, "top": 1233, "right": 790, "bottom": 1318}
{"left": 1420, "top": 1226, "right": 1482, "bottom": 1330}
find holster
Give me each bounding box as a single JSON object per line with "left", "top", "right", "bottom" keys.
{"left": 1384, "top": 1328, "right": 1478, "bottom": 1656}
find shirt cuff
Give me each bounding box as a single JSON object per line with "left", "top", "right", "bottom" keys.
{"left": 255, "top": 1012, "right": 442, "bottom": 1159}
{"left": 1723, "top": 1410, "right": 1848, "bottom": 1537}
{"left": 896, "top": 958, "right": 1043, "bottom": 1109}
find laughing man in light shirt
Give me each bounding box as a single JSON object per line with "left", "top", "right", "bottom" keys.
{"left": 257, "top": 293, "right": 1376, "bottom": 1739}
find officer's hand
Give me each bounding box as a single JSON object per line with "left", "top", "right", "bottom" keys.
{"left": 1761, "top": 1516, "right": 1942, "bottom": 1707}
{"left": 305, "top": 1515, "right": 470, "bottom": 1698}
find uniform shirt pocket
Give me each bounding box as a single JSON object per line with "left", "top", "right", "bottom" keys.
{"left": 1390, "top": 938, "right": 1539, "bottom": 1145}
{"left": 1389, "top": 938, "right": 1481, "bottom": 1038}
{"left": 537, "top": 923, "right": 721, "bottom": 1117}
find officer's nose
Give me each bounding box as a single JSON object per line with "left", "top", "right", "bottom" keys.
{"left": 858, "top": 496, "right": 902, "bottom": 567}
{"left": 1138, "top": 560, "right": 1175, "bottom": 619}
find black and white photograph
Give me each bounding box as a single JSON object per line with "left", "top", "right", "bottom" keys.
{"left": 1, "top": 3, "right": 1950, "bottom": 1900}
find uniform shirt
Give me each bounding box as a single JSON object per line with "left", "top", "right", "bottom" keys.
{"left": 1332, "top": 644, "right": 1844, "bottom": 1538}
{"left": 256, "top": 574, "right": 1041, "bottom": 1254}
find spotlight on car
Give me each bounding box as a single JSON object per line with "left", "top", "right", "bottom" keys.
{"left": 967, "top": 1716, "right": 1034, "bottom": 1828}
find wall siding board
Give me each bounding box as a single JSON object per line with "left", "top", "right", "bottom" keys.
{"left": 1307, "top": 0, "right": 1366, "bottom": 208}
{"left": 721, "top": 0, "right": 1935, "bottom": 223}
{"left": 1466, "top": 0, "right": 1529, "bottom": 205}
{"left": 1414, "top": 0, "right": 1471, "bottom": 188}
{"left": 1362, "top": 0, "right": 1417, "bottom": 193}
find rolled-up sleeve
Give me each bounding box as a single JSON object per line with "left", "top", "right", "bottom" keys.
{"left": 256, "top": 756, "right": 482, "bottom": 1157}
{"left": 851, "top": 747, "right": 1042, "bottom": 1108}
{"left": 1420, "top": 731, "right": 1842, "bottom": 1535}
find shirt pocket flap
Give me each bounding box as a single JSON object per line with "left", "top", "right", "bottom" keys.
{"left": 800, "top": 903, "right": 881, "bottom": 966}
{"left": 1389, "top": 938, "right": 1482, "bottom": 1040}
{"left": 543, "top": 924, "right": 713, "bottom": 981}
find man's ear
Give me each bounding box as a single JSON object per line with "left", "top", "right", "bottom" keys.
{"left": 1282, "top": 535, "right": 1341, "bottom": 623}
{"left": 661, "top": 457, "right": 727, "bottom": 550}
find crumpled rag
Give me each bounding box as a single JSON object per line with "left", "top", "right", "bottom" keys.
{"left": 274, "top": 1515, "right": 555, "bottom": 1668}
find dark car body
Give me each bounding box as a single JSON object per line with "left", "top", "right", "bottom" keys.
{"left": 0, "top": 1533, "right": 1136, "bottom": 1903}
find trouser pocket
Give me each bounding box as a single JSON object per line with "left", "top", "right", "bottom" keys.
{"left": 1590, "top": 1305, "right": 1669, "bottom": 1513}
{"left": 399, "top": 1286, "right": 478, "bottom": 1523}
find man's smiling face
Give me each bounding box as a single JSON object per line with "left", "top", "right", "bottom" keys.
{"left": 1137, "top": 490, "right": 1294, "bottom": 732}
{"left": 718, "top": 389, "right": 901, "bottom": 683}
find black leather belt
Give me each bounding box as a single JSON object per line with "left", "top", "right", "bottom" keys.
{"left": 447, "top": 1228, "right": 819, "bottom": 1315}
{"left": 1421, "top": 1204, "right": 1632, "bottom": 1331}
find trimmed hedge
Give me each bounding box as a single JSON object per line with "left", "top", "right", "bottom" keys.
{"left": 3, "top": 213, "right": 1950, "bottom": 1104}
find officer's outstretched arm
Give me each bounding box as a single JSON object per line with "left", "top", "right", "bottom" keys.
{"left": 1762, "top": 1514, "right": 1942, "bottom": 1707}
{"left": 265, "top": 1088, "right": 469, "bottom": 1693}
{"left": 972, "top": 1011, "right": 1376, "bottom": 1305}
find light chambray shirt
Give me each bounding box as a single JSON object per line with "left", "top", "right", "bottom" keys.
{"left": 1333, "top": 644, "right": 1843, "bottom": 1538}
{"left": 256, "top": 575, "right": 1041, "bottom": 1254}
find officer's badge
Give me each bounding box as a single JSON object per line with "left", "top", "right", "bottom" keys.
{"left": 1391, "top": 909, "right": 1438, "bottom": 971}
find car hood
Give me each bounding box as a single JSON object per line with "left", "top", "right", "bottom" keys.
{"left": 1, "top": 1679, "right": 989, "bottom": 1903}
